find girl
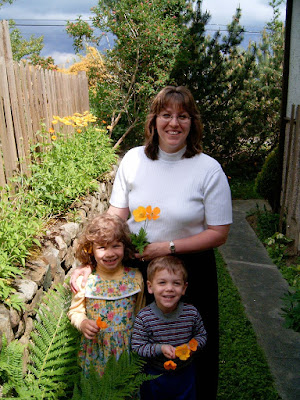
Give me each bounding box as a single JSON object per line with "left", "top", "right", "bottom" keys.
{"left": 68, "top": 213, "right": 144, "bottom": 376}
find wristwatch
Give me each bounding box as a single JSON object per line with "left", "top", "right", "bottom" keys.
{"left": 169, "top": 240, "right": 176, "bottom": 254}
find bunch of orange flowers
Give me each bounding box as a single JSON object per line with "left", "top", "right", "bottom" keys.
{"left": 130, "top": 205, "right": 160, "bottom": 254}
{"left": 164, "top": 338, "right": 198, "bottom": 370}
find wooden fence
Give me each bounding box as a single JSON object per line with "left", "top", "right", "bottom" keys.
{"left": 280, "top": 104, "right": 300, "bottom": 254}
{"left": 0, "top": 20, "right": 89, "bottom": 187}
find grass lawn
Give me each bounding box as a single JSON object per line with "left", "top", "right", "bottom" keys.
{"left": 216, "top": 250, "right": 281, "bottom": 399}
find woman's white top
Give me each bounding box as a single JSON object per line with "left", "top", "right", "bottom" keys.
{"left": 110, "top": 146, "right": 232, "bottom": 243}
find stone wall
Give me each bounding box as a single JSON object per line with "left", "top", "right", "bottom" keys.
{"left": 0, "top": 166, "right": 117, "bottom": 350}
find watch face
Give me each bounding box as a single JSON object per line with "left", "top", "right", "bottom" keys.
{"left": 170, "top": 241, "right": 175, "bottom": 253}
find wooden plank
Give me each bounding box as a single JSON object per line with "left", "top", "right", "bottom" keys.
{"left": 79, "top": 71, "right": 89, "bottom": 112}
{"left": 2, "top": 21, "right": 27, "bottom": 175}
{"left": 19, "top": 63, "right": 34, "bottom": 145}
{"left": 0, "top": 145, "right": 6, "bottom": 187}
{"left": 44, "top": 69, "right": 54, "bottom": 131}
{"left": 280, "top": 105, "right": 295, "bottom": 213}
{"left": 0, "top": 24, "right": 18, "bottom": 180}
{"left": 27, "top": 66, "right": 39, "bottom": 140}
{"left": 13, "top": 62, "right": 31, "bottom": 170}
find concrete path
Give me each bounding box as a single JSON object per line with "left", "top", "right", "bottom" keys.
{"left": 219, "top": 199, "right": 300, "bottom": 400}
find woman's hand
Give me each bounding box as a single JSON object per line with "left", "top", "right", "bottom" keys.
{"left": 80, "top": 319, "right": 99, "bottom": 339}
{"left": 135, "top": 242, "right": 170, "bottom": 262}
{"left": 161, "top": 344, "right": 176, "bottom": 359}
{"left": 134, "top": 225, "right": 231, "bottom": 261}
{"left": 70, "top": 265, "right": 92, "bottom": 293}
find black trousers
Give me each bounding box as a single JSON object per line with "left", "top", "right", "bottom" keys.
{"left": 134, "top": 250, "right": 219, "bottom": 400}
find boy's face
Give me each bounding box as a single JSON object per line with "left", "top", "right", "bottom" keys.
{"left": 147, "top": 269, "right": 188, "bottom": 314}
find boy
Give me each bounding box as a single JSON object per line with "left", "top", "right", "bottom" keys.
{"left": 131, "top": 256, "right": 207, "bottom": 400}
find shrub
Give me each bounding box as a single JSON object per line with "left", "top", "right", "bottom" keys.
{"left": 281, "top": 290, "right": 300, "bottom": 333}
{"left": 255, "top": 146, "right": 281, "bottom": 211}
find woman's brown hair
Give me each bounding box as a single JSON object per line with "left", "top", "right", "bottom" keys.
{"left": 144, "top": 86, "right": 203, "bottom": 160}
{"left": 75, "top": 213, "right": 134, "bottom": 269}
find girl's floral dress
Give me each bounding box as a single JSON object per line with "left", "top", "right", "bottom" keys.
{"left": 78, "top": 267, "right": 142, "bottom": 376}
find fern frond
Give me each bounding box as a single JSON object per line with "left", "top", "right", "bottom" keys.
{"left": 25, "top": 284, "right": 80, "bottom": 399}
{"left": 72, "top": 352, "right": 156, "bottom": 400}
{"left": 0, "top": 335, "right": 25, "bottom": 397}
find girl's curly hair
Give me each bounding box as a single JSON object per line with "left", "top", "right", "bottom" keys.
{"left": 76, "top": 213, "right": 134, "bottom": 269}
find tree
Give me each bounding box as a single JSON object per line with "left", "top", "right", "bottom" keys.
{"left": 60, "top": 46, "right": 109, "bottom": 89}
{"left": 170, "top": 0, "right": 284, "bottom": 175}
{"left": 239, "top": 0, "right": 284, "bottom": 157}
{"left": 9, "top": 20, "right": 44, "bottom": 62}
{"left": 2, "top": 1, "right": 55, "bottom": 69}
{"left": 169, "top": 1, "right": 257, "bottom": 172}
{"left": 0, "top": 0, "right": 14, "bottom": 6}
{"left": 66, "top": 0, "right": 191, "bottom": 147}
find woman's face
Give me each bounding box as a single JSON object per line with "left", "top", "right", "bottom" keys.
{"left": 155, "top": 103, "right": 191, "bottom": 153}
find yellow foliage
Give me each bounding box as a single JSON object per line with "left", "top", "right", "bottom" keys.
{"left": 58, "top": 46, "right": 109, "bottom": 88}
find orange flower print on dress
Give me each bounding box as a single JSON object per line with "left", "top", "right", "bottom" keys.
{"left": 96, "top": 317, "right": 108, "bottom": 329}
{"left": 175, "top": 344, "right": 191, "bottom": 361}
{"left": 164, "top": 360, "right": 177, "bottom": 370}
{"left": 188, "top": 338, "right": 198, "bottom": 352}
{"left": 146, "top": 205, "right": 160, "bottom": 220}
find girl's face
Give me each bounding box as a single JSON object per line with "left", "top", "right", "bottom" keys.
{"left": 155, "top": 103, "right": 191, "bottom": 153}
{"left": 93, "top": 240, "right": 124, "bottom": 271}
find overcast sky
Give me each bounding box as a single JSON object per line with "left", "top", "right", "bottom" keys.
{"left": 0, "top": 0, "right": 287, "bottom": 66}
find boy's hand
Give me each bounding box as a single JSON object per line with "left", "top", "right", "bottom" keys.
{"left": 80, "top": 319, "right": 99, "bottom": 339}
{"left": 70, "top": 265, "right": 92, "bottom": 293}
{"left": 161, "top": 344, "right": 176, "bottom": 359}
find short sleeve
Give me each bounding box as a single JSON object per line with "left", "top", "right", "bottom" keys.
{"left": 110, "top": 158, "right": 129, "bottom": 208}
{"left": 203, "top": 166, "right": 232, "bottom": 226}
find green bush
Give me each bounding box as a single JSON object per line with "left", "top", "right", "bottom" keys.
{"left": 255, "top": 146, "right": 281, "bottom": 211}
{"left": 255, "top": 205, "right": 280, "bottom": 242}
{"left": 281, "top": 290, "right": 300, "bottom": 333}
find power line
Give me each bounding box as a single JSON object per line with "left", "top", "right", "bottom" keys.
{"left": 9, "top": 21, "right": 264, "bottom": 34}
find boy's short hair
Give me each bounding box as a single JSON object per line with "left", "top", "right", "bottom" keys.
{"left": 147, "top": 256, "right": 188, "bottom": 283}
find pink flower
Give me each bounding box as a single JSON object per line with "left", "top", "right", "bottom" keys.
{"left": 108, "top": 288, "right": 114, "bottom": 293}
{"left": 119, "top": 284, "right": 127, "bottom": 292}
{"left": 107, "top": 312, "right": 115, "bottom": 321}
{"left": 127, "top": 312, "right": 132, "bottom": 318}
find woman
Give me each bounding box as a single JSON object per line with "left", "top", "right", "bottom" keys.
{"left": 71, "top": 86, "right": 232, "bottom": 398}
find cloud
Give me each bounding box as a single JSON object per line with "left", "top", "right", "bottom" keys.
{"left": 1, "top": 0, "right": 95, "bottom": 20}
{"left": 46, "top": 51, "right": 80, "bottom": 68}
{"left": 202, "top": 0, "right": 286, "bottom": 26}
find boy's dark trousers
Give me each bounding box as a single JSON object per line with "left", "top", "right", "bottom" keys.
{"left": 140, "top": 362, "right": 196, "bottom": 400}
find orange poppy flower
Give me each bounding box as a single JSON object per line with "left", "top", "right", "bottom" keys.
{"left": 49, "top": 127, "right": 55, "bottom": 134}
{"left": 164, "top": 360, "right": 177, "bottom": 370}
{"left": 146, "top": 205, "right": 160, "bottom": 220}
{"left": 175, "top": 344, "right": 191, "bottom": 361}
{"left": 96, "top": 317, "right": 108, "bottom": 329}
{"left": 188, "top": 338, "right": 198, "bottom": 352}
{"left": 51, "top": 135, "right": 57, "bottom": 141}
{"left": 132, "top": 206, "right": 147, "bottom": 222}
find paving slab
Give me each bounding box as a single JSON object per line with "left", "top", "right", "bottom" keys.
{"left": 219, "top": 200, "right": 300, "bottom": 400}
